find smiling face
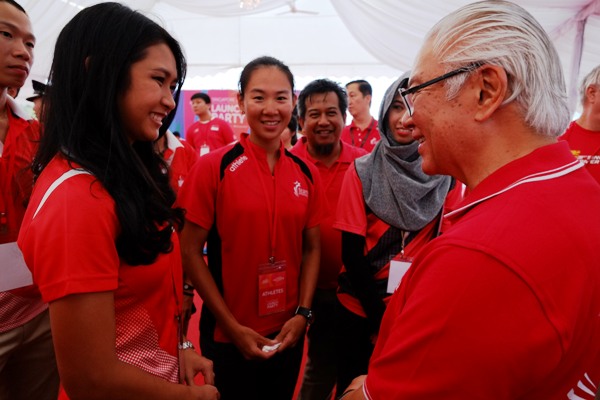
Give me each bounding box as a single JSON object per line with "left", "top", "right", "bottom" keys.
{"left": 387, "top": 91, "right": 413, "bottom": 145}
{"left": 300, "top": 91, "right": 345, "bottom": 155}
{"left": 0, "top": 2, "right": 35, "bottom": 90}
{"left": 238, "top": 66, "right": 295, "bottom": 149}
{"left": 118, "top": 43, "right": 178, "bottom": 143}
{"left": 403, "top": 42, "right": 474, "bottom": 177}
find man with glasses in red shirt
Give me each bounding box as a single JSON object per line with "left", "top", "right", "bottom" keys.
{"left": 340, "top": 1, "right": 600, "bottom": 399}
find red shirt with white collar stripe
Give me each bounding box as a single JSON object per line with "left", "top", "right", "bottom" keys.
{"left": 364, "top": 141, "right": 600, "bottom": 399}
{"left": 178, "top": 133, "right": 323, "bottom": 342}
{"left": 18, "top": 156, "right": 182, "bottom": 394}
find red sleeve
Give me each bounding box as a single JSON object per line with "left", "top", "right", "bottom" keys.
{"left": 333, "top": 163, "right": 367, "bottom": 236}
{"left": 21, "top": 175, "right": 120, "bottom": 303}
{"left": 176, "top": 153, "right": 218, "bottom": 230}
{"left": 364, "top": 245, "right": 561, "bottom": 399}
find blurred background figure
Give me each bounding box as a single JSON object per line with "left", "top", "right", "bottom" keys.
{"left": 342, "top": 80, "right": 379, "bottom": 152}
{"left": 0, "top": 1, "right": 59, "bottom": 399}
{"left": 25, "top": 79, "right": 46, "bottom": 120}
{"left": 560, "top": 65, "right": 600, "bottom": 185}
{"left": 185, "top": 92, "right": 235, "bottom": 156}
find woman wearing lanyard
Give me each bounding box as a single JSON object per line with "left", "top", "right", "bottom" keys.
{"left": 333, "top": 72, "right": 455, "bottom": 393}
{"left": 179, "top": 56, "right": 322, "bottom": 400}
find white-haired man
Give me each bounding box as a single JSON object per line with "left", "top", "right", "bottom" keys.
{"left": 340, "top": 1, "right": 600, "bottom": 399}
{"left": 561, "top": 65, "right": 600, "bottom": 185}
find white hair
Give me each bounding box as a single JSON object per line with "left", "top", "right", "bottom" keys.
{"left": 580, "top": 65, "right": 600, "bottom": 106}
{"left": 425, "top": 0, "right": 569, "bottom": 137}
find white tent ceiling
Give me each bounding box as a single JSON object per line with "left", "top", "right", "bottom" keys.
{"left": 15, "top": 0, "right": 600, "bottom": 114}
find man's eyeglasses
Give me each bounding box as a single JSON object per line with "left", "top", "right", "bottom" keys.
{"left": 399, "top": 62, "right": 482, "bottom": 116}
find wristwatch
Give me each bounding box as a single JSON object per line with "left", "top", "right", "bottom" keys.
{"left": 295, "top": 306, "right": 313, "bottom": 323}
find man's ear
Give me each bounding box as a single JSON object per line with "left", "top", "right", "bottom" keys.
{"left": 298, "top": 116, "right": 305, "bottom": 130}
{"left": 585, "top": 85, "right": 597, "bottom": 104}
{"left": 474, "top": 64, "right": 508, "bottom": 122}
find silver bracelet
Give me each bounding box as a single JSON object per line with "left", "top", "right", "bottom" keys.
{"left": 178, "top": 340, "right": 195, "bottom": 350}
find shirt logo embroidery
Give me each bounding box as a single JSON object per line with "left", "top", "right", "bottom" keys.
{"left": 567, "top": 372, "right": 597, "bottom": 399}
{"left": 229, "top": 155, "right": 248, "bottom": 172}
{"left": 293, "top": 181, "right": 309, "bottom": 198}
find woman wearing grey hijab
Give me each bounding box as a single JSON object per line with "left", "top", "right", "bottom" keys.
{"left": 333, "top": 72, "right": 455, "bottom": 392}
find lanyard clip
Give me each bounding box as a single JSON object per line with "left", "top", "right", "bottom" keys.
{"left": 269, "top": 256, "right": 275, "bottom": 264}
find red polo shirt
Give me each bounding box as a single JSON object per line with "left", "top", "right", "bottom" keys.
{"left": 291, "top": 137, "right": 366, "bottom": 289}
{"left": 341, "top": 118, "right": 379, "bottom": 152}
{"left": 178, "top": 133, "right": 323, "bottom": 342}
{"left": 364, "top": 142, "right": 600, "bottom": 399}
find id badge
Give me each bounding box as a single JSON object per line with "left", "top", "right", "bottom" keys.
{"left": 200, "top": 144, "right": 210, "bottom": 156}
{"left": 387, "top": 256, "right": 413, "bottom": 294}
{"left": 258, "top": 260, "right": 287, "bottom": 316}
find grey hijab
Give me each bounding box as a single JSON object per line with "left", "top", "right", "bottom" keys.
{"left": 355, "top": 71, "right": 452, "bottom": 231}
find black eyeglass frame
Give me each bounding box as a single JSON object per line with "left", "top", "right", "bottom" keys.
{"left": 399, "top": 62, "right": 483, "bottom": 116}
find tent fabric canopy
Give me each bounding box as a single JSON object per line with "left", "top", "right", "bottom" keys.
{"left": 17, "top": 0, "right": 600, "bottom": 113}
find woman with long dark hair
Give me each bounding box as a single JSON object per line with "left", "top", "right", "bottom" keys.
{"left": 18, "top": 3, "right": 218, "bottom": 399}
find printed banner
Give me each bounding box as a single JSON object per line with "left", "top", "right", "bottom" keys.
{"left": 170, "top": 90, "right": 249, "bottom": 141}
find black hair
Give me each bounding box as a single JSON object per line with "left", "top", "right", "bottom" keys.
{"left": 297, "top": 78, "right": 347, "bottom": 119}
{"left": 346, "top": 79, "right": 373, "bottom": 97}
{"left": 190, "top": 92, "right": 211, "bottom": 104}
{"left": 0, "top": 0, "right": 26, "bottom": 14}
{"left": 35, "top": 2, "right": 186, "bottom": 266}
{"left": 288, "top": 107, "right": 298, "bottom": 146}
{"left": 238, "top": 56, "right": 294, "bottom": 98}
